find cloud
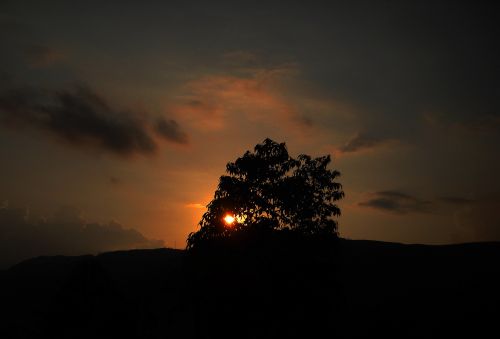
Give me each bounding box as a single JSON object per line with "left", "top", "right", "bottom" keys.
{"left": 0, "top": 85, "right": 188, "bottom": 156}
{"left": 338, "top": 132, "right": 396, "bottom": 154}
{"left": 0, "top": 205, "right": 164, "bottom": 269}
{"left": 357, "top": 192, "right": 500, "bottom": 241}
{"left": 358, "top": 191, "right": 433, "bottom": 214}
{"left": 155, "top": 117, "right": 189, "bottom": 144}
{"left": 168, "top": 63, "right": 311, "bottom": 133}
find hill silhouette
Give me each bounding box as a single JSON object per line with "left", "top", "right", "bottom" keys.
{"left": 1, "top": 237, "right": 499, "bottom": 338}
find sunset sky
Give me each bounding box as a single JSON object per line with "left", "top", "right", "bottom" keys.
{"left": 1, "top": 1, "right": 499, "bottom": 266}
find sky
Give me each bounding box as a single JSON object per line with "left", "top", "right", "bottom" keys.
{"left": 0, "top": 0, "right": 499, "bottom": 267}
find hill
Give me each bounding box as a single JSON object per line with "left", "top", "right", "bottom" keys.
{"left": 1, "top": 239, "right": 499, "bottom": 338}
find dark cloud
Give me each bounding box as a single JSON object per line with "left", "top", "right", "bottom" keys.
{"left": 359, "top": 191, "right": 433, "bottom": 214}
{"left": 0, "top": 205, "right": 164, "bottom": 269}
{"left": 0, "top": 85, "right": 188, "bottom": 156}
{"left": 155, "top": 117, "right": 189, "bottom": 144}
{"left": 339, "top": 132, "right": 395, "bottom": 154}
{"left": 358, "top": 192, "right": 500, "bottom": 241}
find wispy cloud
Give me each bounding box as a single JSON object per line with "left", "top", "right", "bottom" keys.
{"left": 358, "top": 190, "right": 433, "bottom": 214}
{"left": 338, "top": 132, "right": 397, "bottom": 155}
{"left": 168, "top": 62, "right": 313, "bottom": 134}
{"left": 155, "top": 117, "right": 189, "bottom": 144}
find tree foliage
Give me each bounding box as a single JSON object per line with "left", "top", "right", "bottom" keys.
{"left": 187, "top": 138, "right": 344, "bottom": 249}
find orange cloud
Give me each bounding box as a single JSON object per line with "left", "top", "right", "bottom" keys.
{"left": 167, "top": 64, "right": 310, "bottom": 133}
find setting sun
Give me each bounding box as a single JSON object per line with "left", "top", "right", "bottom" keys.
{"left": 223, "top": 214, "right": 235, "bottom": 226}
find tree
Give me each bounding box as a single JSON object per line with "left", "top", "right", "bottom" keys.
{"left": 186, "top": 138, "right": 344, "bottom": 249}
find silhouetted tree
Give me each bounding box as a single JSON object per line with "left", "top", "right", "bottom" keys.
{"left": 187, "top": 138, "right": 344, "bottom": 249}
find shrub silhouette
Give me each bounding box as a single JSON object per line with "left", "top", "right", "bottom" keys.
{"left": 187, "top": 138, "right": 344, "bottom": 249}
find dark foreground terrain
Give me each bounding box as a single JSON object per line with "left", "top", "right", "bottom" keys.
{"left": 1, "top": 237, "right": 499, "bottom": 338}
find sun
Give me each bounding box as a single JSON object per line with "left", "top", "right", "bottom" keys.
{"left": 223, "top": 214, "right": 235, "bottom": 226}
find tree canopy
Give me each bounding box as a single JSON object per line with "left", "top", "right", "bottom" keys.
{"left": 187, "top": 138, "right": 344, "bottom": 249}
